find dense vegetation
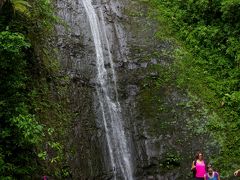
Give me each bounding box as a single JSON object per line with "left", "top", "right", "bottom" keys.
{"left": 144, "top": 0, "right": 240, "bottom": 177}
{"left": 1, "top": 0, "right": 239, "bottom": 178}
{"left": 0, "top": 0, "right": 70, "bottom": 179}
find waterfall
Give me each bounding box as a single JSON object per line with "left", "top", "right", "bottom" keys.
{"left": 82, "top": 1, "right": 134, "bottom": 179}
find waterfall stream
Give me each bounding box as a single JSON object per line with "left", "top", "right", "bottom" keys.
{"left": 82, "top": 1, "right": 133, "bottom": 179}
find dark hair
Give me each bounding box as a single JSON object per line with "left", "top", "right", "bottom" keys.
{"left": 207, "top": 165, "right": 213, "bottom": 171}
{"left": 207, "top": 164, "right": 219, "bottom": 173}
{"left": 195, "top": 151, "right": 204, "bottom": 160}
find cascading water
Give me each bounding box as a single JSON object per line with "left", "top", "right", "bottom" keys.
{"left": 82, "top": 1, "right": 134, "bottom": 179}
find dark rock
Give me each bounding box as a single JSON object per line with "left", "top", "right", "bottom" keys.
{"left": 53, "top": 0, "right": 216, "bottom": 179}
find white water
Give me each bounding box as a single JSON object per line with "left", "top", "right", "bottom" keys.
{"left": 82, "top": 0, "right": 133, "bottom": 179}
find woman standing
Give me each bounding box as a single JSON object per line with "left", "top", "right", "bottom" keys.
{"left": 191, "top": 151, "right": 206, "bottom": 180}
{"left": 204, "top": 166, "right": 220, "bottom": 180}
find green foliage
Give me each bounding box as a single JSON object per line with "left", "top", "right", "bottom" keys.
{"left": 0, "top": 29, "right": 39, "bottom": 178}
{"left": 159, "top": 152, "right": 181, "bottom": 172}
{"left": 145, "top": 0, "right": 240, "bottom": 177}
{"left": 11, "top": 0, "right": 31, "bottom": 15}
{"left": 11, "top": 106, "right": 43, "bottom": 145}
{"left": 0, "top": 31, "right": 30, "bottom": 53}
{"left": 0, "top": 0, "right": 66, "bottom": 179}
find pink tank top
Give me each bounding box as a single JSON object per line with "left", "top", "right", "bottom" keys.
{"left": 196, "top": 160, "right": 206, "bottom": 177}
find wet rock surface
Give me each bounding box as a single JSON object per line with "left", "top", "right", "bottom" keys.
{"left": 54, "top": 0, "right": 214, "bottom": 179}
{"left": 55, "top": 0, "right": 105, "bottom": 178}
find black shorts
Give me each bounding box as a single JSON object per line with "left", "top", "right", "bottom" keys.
{"left": 195, "top": 178, "right": 204, "bottom": 180}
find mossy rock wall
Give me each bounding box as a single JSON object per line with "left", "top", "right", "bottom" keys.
{"left": 53, "top": 0, "right": 217, "bottom": 179}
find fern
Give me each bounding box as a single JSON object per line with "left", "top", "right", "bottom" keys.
{"left": 10, "top": 0, "right": 31, "bottom": 15}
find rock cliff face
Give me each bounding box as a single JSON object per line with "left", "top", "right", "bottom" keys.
{"left": 55, "top": 0, "right": 213, "bottom": 179}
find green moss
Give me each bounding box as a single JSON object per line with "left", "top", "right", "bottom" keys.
{"left": 142, "top": 0, "right": 240, "bottom": 176}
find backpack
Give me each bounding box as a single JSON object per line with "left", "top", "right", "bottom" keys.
{"left": 191, "top": 160, "right": 197, "bottom": 177}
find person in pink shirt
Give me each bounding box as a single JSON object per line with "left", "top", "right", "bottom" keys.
{"left": 191, "top": 151, "right": 206, "bottom": 180}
